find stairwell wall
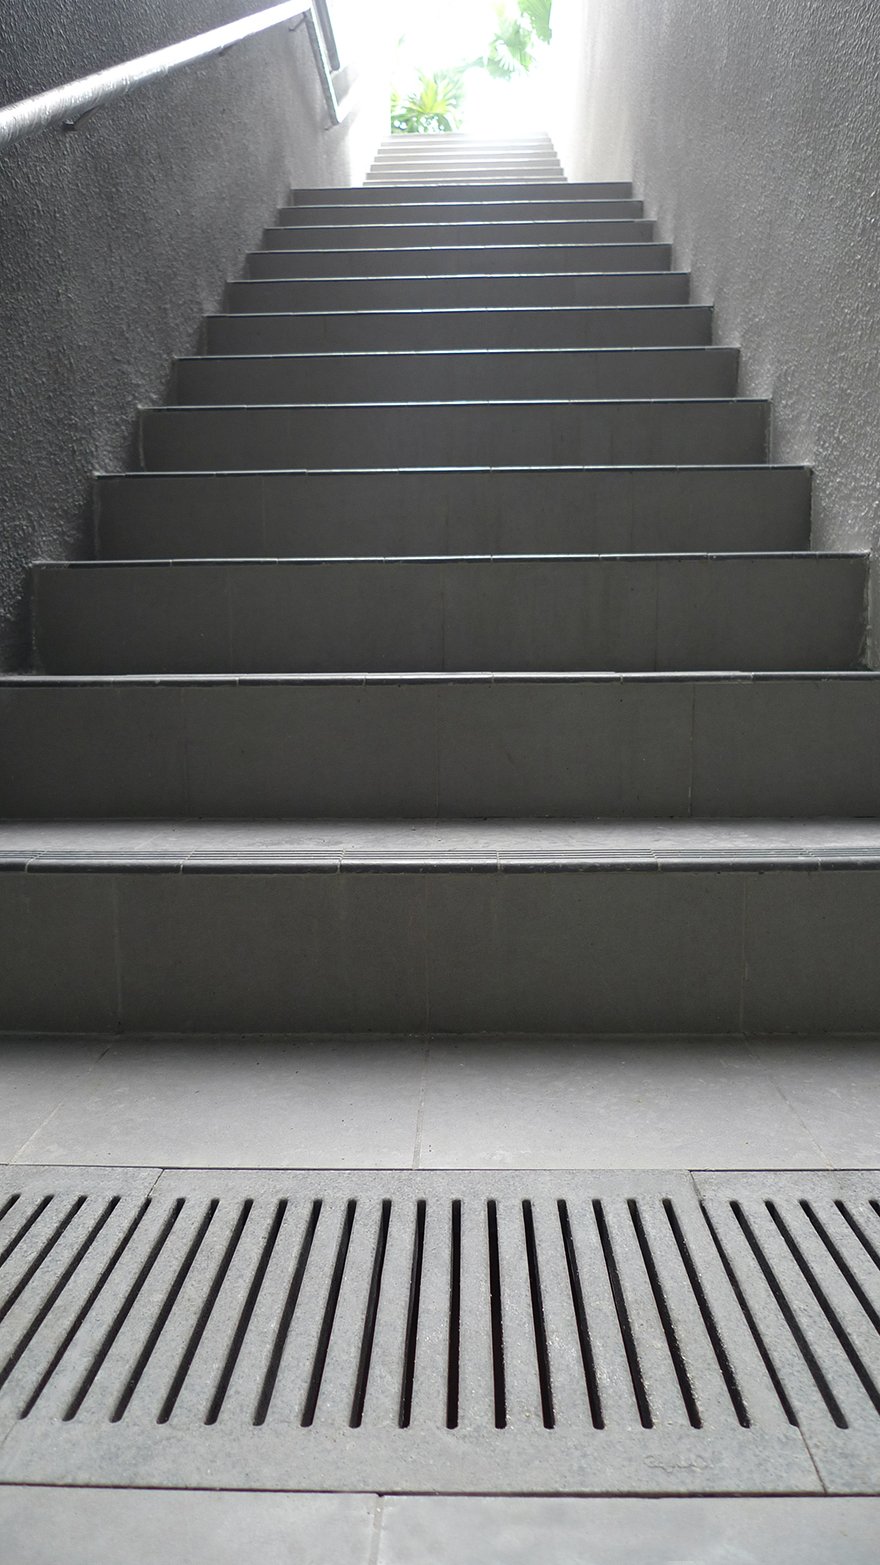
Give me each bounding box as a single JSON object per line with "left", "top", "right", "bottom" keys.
{"left": 0, "top": 0, "right": 385, "bottom": 668}
{"left": 549, "top": 0, "right": 880, "bottom": 658}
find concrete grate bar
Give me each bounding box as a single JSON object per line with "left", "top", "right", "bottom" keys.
{"left": 0, "top": 1168, "right": 878, "bottom": 1492}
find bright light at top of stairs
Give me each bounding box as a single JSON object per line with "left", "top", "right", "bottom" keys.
{"left": 387, "top": 0, "right": 554, "bottom": 134}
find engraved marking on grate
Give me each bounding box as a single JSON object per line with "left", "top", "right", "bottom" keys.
{"left": 0, "top": 1169, "right": 877, "bottom": 1492}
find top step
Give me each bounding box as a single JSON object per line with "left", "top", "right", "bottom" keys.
{"left": 293, "top": 182, "right": 631, "bottom": 205}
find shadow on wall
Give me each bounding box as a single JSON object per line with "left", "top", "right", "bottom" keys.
{"left": 0, "top": 0, "right": 384, "bottom": 669}
{"left": 549, "top": 0, "right": 880, "bottom": 659}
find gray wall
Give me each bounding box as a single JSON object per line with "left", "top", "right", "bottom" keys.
{"left": 550, "top": 0, "right": 880, "bottom": 656}
{"left": 0, "top": 0, "right": 383, "bottom": 667}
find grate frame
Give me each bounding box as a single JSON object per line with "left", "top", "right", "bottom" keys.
{"left": 0, "top": 1167, "right": 878, "bottom": 1494}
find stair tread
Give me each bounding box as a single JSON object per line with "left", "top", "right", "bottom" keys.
{"left": 40, "top": 550, "right": 860, "bottom": 566}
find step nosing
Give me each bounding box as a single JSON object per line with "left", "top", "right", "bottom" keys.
{"left": 6, "top": 851, "right": 880, "bottom": 875}
{"left": 38, "top": 550, "right": 858, "bottom": 568}
{"left": 96, "top": 463, "right": 808, "bottom": 477}
{"left": 147, "top": 397, "right": 765, "bottom": 411}
{"left": 5, "top": 670, "right": 877, "bottom": 687}
{"left": 210, "top": 305, "right": 708, "bottom": 319}
{"left": 182, "top": 346, "right": 731, "bottom": 363}
{"left": 248, "top": 242, "right": 669, "bottom": 256}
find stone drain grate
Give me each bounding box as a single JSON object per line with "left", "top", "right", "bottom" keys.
{"left": 0, "top": 1168, "right": 877, "bottom": 1494}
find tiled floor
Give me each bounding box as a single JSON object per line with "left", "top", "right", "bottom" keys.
{"left": 2, "top": 1034, "right": 877, "bottom": 1561}
{"left": 1, "top": 1033, "right": 877, "bottom": 1169}
{"left": 1, "top": 1490, "right": 879, "bottom": 1565}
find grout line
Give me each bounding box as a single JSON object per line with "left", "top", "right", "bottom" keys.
{"left": 112, "top": 878, "right": 124, "bottom": 1032}
{"left": 410, "top": 1045, "right": 425, "bottom": 1170}
{"left": 742, "top": 1037, "right": 831, "bottom": 1169}
{"left": 8, "top": 1040, "right": 116, "bottom": 1165}
{"left": 368, "top": 1493, "right": 385, "bottom": 1565}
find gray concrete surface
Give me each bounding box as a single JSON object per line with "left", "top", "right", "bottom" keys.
{"left": 2, "top": 1034, "right": 877, "bottom": 1169}
{"left": 549, "top": 0, "right": 880, "bottom": 656}
{"left": 0, "top": 0, "right": 383, "bottom": 668}
{"left": 3, "top": 1491, "right": 880, "bottom": 1565}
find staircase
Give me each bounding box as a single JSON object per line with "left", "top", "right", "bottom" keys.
{"left": 2, "top": 133, "right": 879, "bottom": 1037}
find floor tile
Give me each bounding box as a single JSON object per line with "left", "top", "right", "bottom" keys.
{"left": 378, "top": 1496, "right": 880, "bottom": 1565}
{"left": 12, "top": 1038, "right": 425, "bottom": 1167}
{"left": 0, "top": 1488, "right": 376, "bottom": 1565}
{"left": 417, "top": 1038, "right": 827, "bottom": 1169}
{"left": 747, "top": 1036, "right": 880, "bottom": 1167}
{"left": 0, "top": 1039, "right": 107, "bottom": 1162}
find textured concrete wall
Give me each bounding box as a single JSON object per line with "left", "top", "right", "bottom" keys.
{"left": 550, "top": 0, "right": 880, "bottom": 655}
{"left": 0, "top": 0, "right": 383, "bottom": 667}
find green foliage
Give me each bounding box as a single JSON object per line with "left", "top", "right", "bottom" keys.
{"left": 390, "top": 69, "right": 466, "bottom": 134}
{"left": 519, "top": 0, "right": 553, "bottom": 45}
{"left": 482, "top": 12, "right": 536, "bottom": 81}
{"left": 389, "top": 1, "right": 552, "bottom": 132}
{"left": 473, "top": 1, "right": 554, "bottom": 84}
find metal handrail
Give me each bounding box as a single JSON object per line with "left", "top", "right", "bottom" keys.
{"left": 0, "top": 0, "right": 341, "bottom": 152}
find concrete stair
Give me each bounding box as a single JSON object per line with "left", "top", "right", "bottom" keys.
{"left": 4, "top": 132, "right": 879, "bottom": 1035}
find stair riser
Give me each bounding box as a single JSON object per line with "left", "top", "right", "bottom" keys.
{"left": 2, "top": 867, "right": 878, "bottom": 1034}
{"left": 262, "top": 220, "right": 654, "bottom": 248}
{"left": 226, "top": 274, "right": 691, "bottom": 311}
{"left": 95, "top": 468, "right": 812, "bottom": 559}
{"left": 2, "top": 678, "right": 877, "bottom": 820}
{"left": 139, "top": 400, "right": 768, "bottom": 471}
{"left": 366, "top": 175, "right": 568, "bottom": 185}
{"left": 292, "top": 183, "right": 632, "bottom": 203}
{"left": 33, "top": 558, "right": 863, "bottom": 676}
{"left": 246, "top": 244, "right": 672, "bottom": 280}
{"left": 174, "top": 349, "right": 739, "bottom": 405}
{"left": 204, "top": 306, "right": 714, "bottom": 354}
{"left": 368, "top": 161, "right": 564, "bottom": 170}
{"left": 369, "top": 162, "right": 564, "bottom": 173}
{"left": 280, "top": 201, "right": 645, "bottom": 224}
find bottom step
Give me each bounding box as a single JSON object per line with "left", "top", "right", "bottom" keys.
{"left": 2, "top": 820, "right": 880, "bottom": 1034}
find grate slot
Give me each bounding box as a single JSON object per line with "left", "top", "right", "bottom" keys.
{"left": 398, "top": 1199, "right": 426, "bottom": 1428}
{"left": 564, "top": 1197, "right": 644, "bottom": 1430}
{"left": 350, "top": 1200, "right": 391, "bottom": 1428}
{"left": 801, "top": 1203, "right": 880, "bottom": 1336}
{"left": 301, "top": 1199, "right": 357, "bottom": 1427}
{"left": 112, "top": 1200, "right": 219, "bottom": 1422}
{"left": 490, "top": 1197, "right": 545, "bottom": 1429}
{"left": 0, "top": 1199, "right": 86, "bottom": 1327}
{"left": 358, "top": 1195, "right": 421, "bottom": 1428}
{"left": 0, "top": 1196, "right": 51, "bottom": 1268}
{"left": 17, "top": 1200, "right": 151, "bottom": 1419}
{"left": 521, "top": 1201, "right": 554, "bottom": 1428}
{"left": 1, "top": 1198, "right": 119, "bottom": 1404}
{"left": 157, "top": 1200, "right": 253, "bottom": 1424}
{"left": 202, "top": 1199, "right": 290, "bottom": 1426}
{"left": 661, "top": 1198, "right": 750, "bottom": 1428}
{"left": 699, "top": 1200, "right": 797, "bottom": 1426}
{"left": 408, "top": 1196, "right": 453, "bottom": 1429}
{"left": 627, "top": 1199, "right": 701, "bottom": 1428}
{"left": 555, "top": 1199, "right": 603, "bottom": 1427}
{"left": 486, "top": 1201, "right": 507, "bottom": 1429}
{"left": 446, "top": 1200, "right": 462, "bottom": 1429}
{"left": 458, "top": 1194, "right": 495, "bottom": 1432}
{"left": 593, "top": 1200, "right": 652, "bottom": 1428}
{"left": 728, "top": 1201, "right": 847, "bottom": 1427}
{"left": 0, "top": 1195, "right": 21, "bottom": 1229}
{"left": 309, "top": 1197, "right": 383, "bottom": 1432}
{"left": 834, "top": 1201, "right": 880, "bottom": 1274}
{"left": 62, "top": 1199, "right": 184, "bottom": 1421}
{"left": 765, "top": 1201, "right": 880, "bottom": 1418}
{"left": 252, "top": 1200, "right": 322, "bottom": 1425}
